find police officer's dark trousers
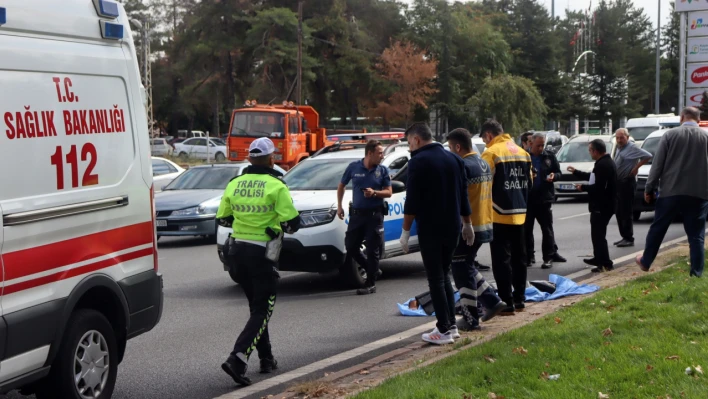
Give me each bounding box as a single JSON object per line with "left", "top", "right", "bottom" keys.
{"left": 229, "top": 241, "right": 279, "bottom": 362}
{"left": 345, "top": 209, "right": 384, "bottom": 287}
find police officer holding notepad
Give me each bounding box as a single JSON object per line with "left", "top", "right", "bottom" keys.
{"left": 217, "top": 137, "right": 301, "bottom": 386}
{"left": 337, "top": 140, "right": 392, "bottom": 295}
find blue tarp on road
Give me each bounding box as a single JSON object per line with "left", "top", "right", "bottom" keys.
{"left": 524, "top": 274, "right": 600, "bottom": 302}
{"left": 397, "top": 274, "right": 599, "bottom": 316}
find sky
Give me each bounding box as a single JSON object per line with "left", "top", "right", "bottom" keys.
{"left": 399, "top": 0, "right": 674, "bottom": 30}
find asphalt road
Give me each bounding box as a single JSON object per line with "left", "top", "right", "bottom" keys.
{"left": 1, "top": 198, "right": 694, "bottom": 399}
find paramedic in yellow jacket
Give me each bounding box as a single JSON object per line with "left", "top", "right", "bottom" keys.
{"left": 216, "top": 137, "right": 301, "bottom": 387}
{"left": 480, "top": 119, "right": 533, "bottom": 316}
{"left": 446, "top": 128, "right": 508, "bottom": 330}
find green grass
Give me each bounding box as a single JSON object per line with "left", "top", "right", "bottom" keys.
{"left": 355, "top": 259, "right": 708, "bottom": 399}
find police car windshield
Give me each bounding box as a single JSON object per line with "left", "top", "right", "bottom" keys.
{"left": 556, "top": 141, "right": 595, "bottom": 163}
{"left": 641, "top": 137, "right": 661, "bottom": 164}
{"left": 164, "top": 167, "right": 242, "bottom": 190}
{"left": 284, "top": 159, "right": 353, "bottom": 190}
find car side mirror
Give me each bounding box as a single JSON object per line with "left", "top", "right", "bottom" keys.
{"left": 391, "top": 180, "right": 406, "bottom": 194}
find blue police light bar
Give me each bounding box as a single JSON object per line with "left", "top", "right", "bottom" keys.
{"left": 100, "top": 21, "right": 124, "bottom": 40}
{"left": 0, "top": 8, "right": 6, "bottom": 26}
{"left": 93, "top": 0, "right": 120, "bottom": 18}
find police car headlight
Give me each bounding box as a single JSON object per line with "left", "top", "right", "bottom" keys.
{"left": 299, "top": 208, "right": 336, "bottom": 228}
{"left": 172, "top": 205, "right": 216, "bottom": 217}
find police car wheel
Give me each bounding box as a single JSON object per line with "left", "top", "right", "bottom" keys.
{"left": 38, "top": 309, "right": 118, "bottom": 399}
{"left": 228, "top": 267, "right": 240, "bottom": 284}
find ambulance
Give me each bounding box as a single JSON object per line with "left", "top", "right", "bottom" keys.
{"left": 0, "top": 1, "right": 163, "bottom": 398}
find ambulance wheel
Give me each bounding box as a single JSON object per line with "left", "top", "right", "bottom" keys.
{"left": 215, "top": 152, "right": 226, "bottom": 162}
{"left": 37, "top": 309, "right": 118, "bottom": 399}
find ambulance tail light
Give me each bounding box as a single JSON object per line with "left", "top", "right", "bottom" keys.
{"left": 150, "top": 185, "right": 159, "bottom": 271}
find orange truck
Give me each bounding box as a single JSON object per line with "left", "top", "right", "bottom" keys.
{"left": 226, "top": 101, "right": 365, "bottom": 169}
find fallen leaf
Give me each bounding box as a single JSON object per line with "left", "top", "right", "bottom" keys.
{"left": 600, "top": 300, "right": 607, "bottom": 305}
{"left": 606, "top": 305, "right": 616, "bottom": 311}
{"left": 646, "top": 365, "right": 654, "bottom": 371}
{"left": 604, "top": 341, "right": 612, "bottom": 346}
{"left": 545, "top": 362, "right": 550, "bottom": 368}
{"left": 512, "top": 347, "right": 528, "bottom": 355}
{"left": 643, "top": 290, "right": 651, "bottom": 295}
{"left": 616, "top": 297, "right": 624, "bottom": 302}
{"left": 630, "top": 346, "right": 643, "bottom": 351}
{"left": 665, "top": 355, "right": 680, "bottom": 360}
{"left": 691, "top": 341, "right": 697, "bottom": 344}
{"left": 652, "top": 283, "right": 660, "bottom": 290}
{"left": 359, "top": 370, "right": 370, "bottom": 375}
{"left": 598, "top": 392, "right": 610, "bottom": 399}
{"left": 554, "top": 317, "right": 562, "bottom": 324}
{"left": 540, "top": 371, "right": 550, "bottom": 380}
{"left": 488, "top": 393, "right": 497, "bottom": 399}
{"left": 484, "top": 355, "right": 496, "bottom": 363}
{"left": 587, "top": 365, "right": 597, "bottom": 370}
{"left": 531, "top": 312, "right": 542, "bottom": 315}
{"left": 632, "top": 272, "right": 638, "bottom": 276}
{"left": 324, "top": 372, "right": 329, "bottom": 377}
{"left": 603, "top": 328, "right": 613, "bottom": 337}
{"left": 695, "top": 365, "right": 704, "bottom": 375}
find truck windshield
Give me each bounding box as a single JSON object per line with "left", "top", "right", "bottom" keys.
{"left": 230, "top": 111, "right": 284, "bottom": 138}
{"left": 284, "top": 159, "right": 353, "bottom": 190}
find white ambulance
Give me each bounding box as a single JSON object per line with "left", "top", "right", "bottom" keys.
{"left": 0, "top": 1, "right": 163, "bottom": 398}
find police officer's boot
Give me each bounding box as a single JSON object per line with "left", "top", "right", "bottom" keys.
{"left": 222, "top": 355, "right": 252, "bottom": 386}
{"left": 260, "top": 357, "right": 278, "bottom": 374}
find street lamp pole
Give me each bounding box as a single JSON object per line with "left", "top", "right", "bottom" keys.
{"left": 655, "top": 0, "right": 661, "bottom": 114}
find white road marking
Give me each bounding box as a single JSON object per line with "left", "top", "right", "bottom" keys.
{"left": 214, "top": 229, "right": 703, "bottom": 399}
{"left": 214, "top": 321, "right": 438, "bottom": 399}
{"left": 558, "top": 212, "right": 590, "bottom": 220}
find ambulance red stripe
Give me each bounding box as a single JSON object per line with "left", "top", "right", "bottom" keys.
{"left": 2, "top": 247, "right": 154, "bottom": 296}
{"left": 2, "top": 221, "right": 154, "bottom": 281}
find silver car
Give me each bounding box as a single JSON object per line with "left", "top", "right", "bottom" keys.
{"left": 155, "top": 163, "right": 285, "bottom": 239}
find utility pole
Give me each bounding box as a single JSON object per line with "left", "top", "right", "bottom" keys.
{"left": 297, "top": 1, "right": 303, "bottom": 105}
{"left": 655, "top": 0, "right": 661, "bottom": 114}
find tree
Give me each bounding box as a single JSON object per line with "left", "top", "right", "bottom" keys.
{"left": 470, "top": 75, "right": 548, "bottom": 134}
{"left": 366, "top": 41, "right": 438, "bottom": 126}
{"left": 699, "top": 91, "right": 708, "bottom": 116}
{"left": 661, "top": 2, "right": 680, "bottom": 112}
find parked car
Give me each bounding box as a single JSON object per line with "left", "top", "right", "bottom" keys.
{"left": 152, "top": 157, "right": 185, "bottom": 192}
{"left": 625, "top": 114, "right": 679, "bottom": 146}
{"left": 216, "top": 148, "right": 415, "bottom": 287}
{"left": 151, "top": 137, "right": 174, "bottom": 157}
{"left": 554, "top": 134, "right": 631, "bottom": 197}
{"left": 174, "top": 138, "right": 228, "bottom": 161}
{"left": 155, "top": 163, "right": 285, "bottom": 239}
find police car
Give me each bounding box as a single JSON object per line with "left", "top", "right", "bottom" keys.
{"left": 216, "top": 148, "right": 418, "bottom": 287}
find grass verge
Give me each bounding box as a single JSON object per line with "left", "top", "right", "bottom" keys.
{"left": 354, "top": 258, "right": 708, "bottom": 399}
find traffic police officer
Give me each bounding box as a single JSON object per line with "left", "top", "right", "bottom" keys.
{"left": 217, "top": 137, "right": 301, "bottom": 386}
{"left": 337, "top": 140, "right": 392, "bottom": 295}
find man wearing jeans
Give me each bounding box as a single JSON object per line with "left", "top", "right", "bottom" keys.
{"left": 399, "top": 123, "right": 474, "bottom": 345}
{"left": 637, "top": 107, "right": 708, "bottom": 277}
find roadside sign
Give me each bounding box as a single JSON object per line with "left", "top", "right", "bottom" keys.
{"left": 688, "top": 37, "right": 708, "bottom": 62}
{"left": 686, "top": 88, "right": 707, "bottom": 106}
{"left": 686, "top": 62, "right": 708, "bottom": 87}
{"left": 677, "top": 0, "right": 708, "bottom": 13}
{"left": 688, "top": 11, "right": 708, "bottom": 36}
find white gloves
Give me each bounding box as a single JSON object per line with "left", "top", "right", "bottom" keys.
{"left": 461, "top": 223, "right": 475, "bottom": 246}
{"left": 399, "top": 229, "right": 411, "bottom": 253}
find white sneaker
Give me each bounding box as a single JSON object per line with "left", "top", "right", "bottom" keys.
{"left": 422, "top": 328, "right": 455, "bottom": 345}
{"left": 449, "top": 325, "right": 461, "bottom": 339}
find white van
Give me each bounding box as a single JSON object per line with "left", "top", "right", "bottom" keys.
{"left": 625, "top": 114, "right": 680, "bottom": 146}
{"left": 0, "top": 1, "right": 163, "bottom": 397}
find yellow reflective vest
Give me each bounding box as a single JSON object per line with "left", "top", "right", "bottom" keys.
{"left": 216, "top": 166, "right": 299, "bottom": 242}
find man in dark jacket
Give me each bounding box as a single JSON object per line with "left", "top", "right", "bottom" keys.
{"left": 568, "top": 139, "right": 617, "bottom": 272}
{"left": 526, "top": 133, "right": 567, "bottom": 269}
{"left": 400, "top": 123, "right": 474, "bottom": 345}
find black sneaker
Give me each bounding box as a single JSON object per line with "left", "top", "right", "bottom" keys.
{"left": 616, "top": 240, "right": 634, "bottom": 248}
{"left": 260, "top": 357, "right": 278, "bottom": 374}
{"left": 551, "top": 253, "right": 567, "bottom": 263}
{"left": 222, "top": 356, "right": 252, "bottom": 386}
{"left": 481, "top": 301, "right": 508, "bottom": 322}
{"left": 356, "top": 286, "right": 376, "bottom": 295}
{"left": 612, "top": 239, "right": 623, "bottom": 246}
{"left": 514, "top": 302, "right": 526, "bottom": 311}
{"left": 583, "top": 258, "right": 601, "bottom": 267}
{"left": 541, "top": 260, "right": 553, "bottom": 269}
{"left": 474, "top": 261, "right": 491, "bottom": 271}
{"left": 500, "top": 305, "right": 516, "bottom": 315}
{"left": 458, "top": 318, "right": 481, "bottom": 331}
